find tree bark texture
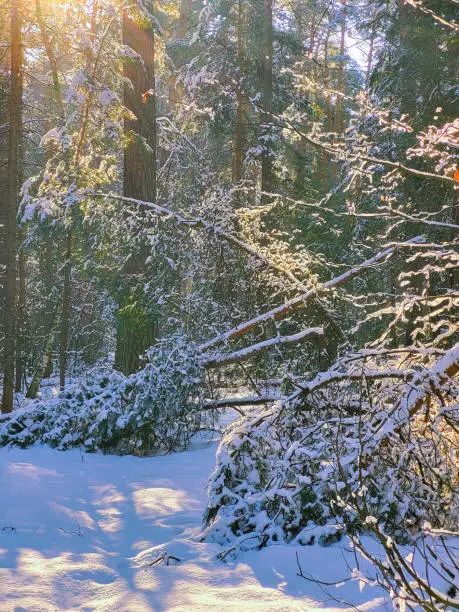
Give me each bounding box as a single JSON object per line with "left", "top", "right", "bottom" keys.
{"left": 261, "top": 0, "right": 274, "bottom": 203}
{"left": 116, "top": 7, "right": 158, "bottom": 374}
{"left": 2, "top": 0, "right": 23, "bottom": 413}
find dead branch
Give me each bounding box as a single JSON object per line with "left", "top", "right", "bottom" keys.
{"left": 203, "top": 328, "right": 323, "bottom": 368}
{"left": 202, "top": 395, "right": 282, "bottom": 410}
{"left": 199, "top": 241, "right": 421, "bottom": 352}
{"left": 148, "top": 552, "right": 181, "bottom": 566}
{"left": 91, "top": 191, "right": 309, "bottom": 292}
{"left": 407, "top": 345, "right": 459, "bottom": 418}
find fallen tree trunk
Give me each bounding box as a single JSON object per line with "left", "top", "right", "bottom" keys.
{"left": 203, "top": 328, "right": 323, "bottom": 369}
{"left": 202, "top": 395, "right": 282, "bottom": 410}
{"left": 91, "top": 191, "right": 309, "bottom": 292}
{"left": 199, "top": 242, "right": 412, "bottom": 352}
{"left": 90, "top": 192, "right": 345, "bottom": 344}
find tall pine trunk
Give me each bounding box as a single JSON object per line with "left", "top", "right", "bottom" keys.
{"left": 333, "top": 1, "right": 346, "bottom": 135}
{"left": 331, "top": 1, "right": 346, "bottom": 182}
{"left": 2, "top": 0, "right": 22, "bottom": 413}
{"left": 116, "top": 6, "right": 157, "bottom": 374}
{"left": 168, "top": 0, "right": 192, "bottom": 113}
{"left": 320, "top": 27, "right": 331, "bottom": 191}
{"left": 28, "top": 0, "right": 68, "bottom": 393}
{"left": 59, "top": 231, "right": 72, "bottom": 390}
{"left": 233, "top": 0, "right": 248, "bottom": 185}
{"left": 261, "top": 0, "right": 274, "bottom": 204}
{"left": 365, "top": 21, "right": 376, "bottom": 90}
{"left": 26, "top": 314, "right": 58, "bottom": 399}
{"left": 14, "top": 229, "right": 25, "bottom": 393}
{"left": 14, "top": 63, "right": 25, "bottom": 393}
{"left": 122, "top": 8, "right": 156, "bottom": 205}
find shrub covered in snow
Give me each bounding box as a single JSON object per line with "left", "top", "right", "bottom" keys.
{"left": 0, "top": 334, "right": 211, "bottom": 454}
{"left": 204, "top": 349, "right": 459, "bottom": 557}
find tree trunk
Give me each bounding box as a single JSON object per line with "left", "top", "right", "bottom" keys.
{"left": 59, "top": 230, "right": 71, "bottom": 390}
{"left": 233, "top": 96, "right": 250, "bottom": 189}
{"left": 123, "top": 7, "right": 156, "bottom": 203}
{"left": 35, "top": 0, "right": 65, "bottom": 121}
{"left": 26, "top": 316, "right": 57, "bottom": 399}
{"left": 398, "top": 0, "right": 416, "bottom": 115}
{"left": 35, "top": 0, "right": 69, "bottom": 391}
{"left": 261, "top": 0, "right": 274, "bottom": 203}
{"left": 321, "top": 27, "right": 331, "bottom": 191}
{"left": 116, "top": 6, "right": 157, "bottom": 374}
{"left": 168, "top": 0, "right": 193, "bottom": 113}
{"left": 14, "top": 55, "right": 25, "bottom": 393}
{"left": 365, "top": 21, "right": 376, "bottom": 90}
{"left": 331, "top": 1, "right": 346, "bottom": 182}
{"left": 14, "top": 240, "right": 26, "bottom": 392}
{"left": 232, "top": 0, "right": 249, "bottom": 195}
{"left": 333, "top": 1, "right": 346, "bottom": 135}
{"left": 2, "top": 0, "right": 23, "bottom": 413}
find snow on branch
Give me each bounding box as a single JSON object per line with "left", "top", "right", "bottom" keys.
{"left": 289, "top": 367, "right": 410, "bottom": 400}
{"left": 282, "top": 345, "right": 458, "bottom": 413}
{"left": 202, "top": 395, "right": 283, "bottom": 410}
{"left": 404, "top": 0, "right": 459, "bottom": 31}
{"left": 199, "top": 239, "right": 423, "bottom": 352}
{"left": 238, "top": 187, "right": 459, "bottom": 231}
{"left": 90, "top": 191, "right": 309, "bottom": 291}
{"left": 402, "top": 344, "right": 459, "bottom": 419}
{"left": 202, "top": 328, "right": 323, "bottom": 369}
{"left": 269, "top": 113, "right": 456, "bottom": 184}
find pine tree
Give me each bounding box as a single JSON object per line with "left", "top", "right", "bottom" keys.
{"left": 115, "top": 2, "right": 158, "bottom": 374}
{"left": 2, "top": 0, "right": 23, "bottom": 413}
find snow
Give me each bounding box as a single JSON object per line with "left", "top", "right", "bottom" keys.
{"left": 203, "top": 328, "right": 323, "bottom": 369}
{"left": 0, "top": 441, "right": 387, "bottom": 610}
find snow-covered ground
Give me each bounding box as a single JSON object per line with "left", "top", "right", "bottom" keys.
{"left": 0, "top": 437, "right": 389, "bottom": 611}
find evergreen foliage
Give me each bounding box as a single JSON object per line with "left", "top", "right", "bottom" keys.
{"left": 1, "top": 333, "right": 209, "bottom": 454}
{"left": 0, "top": 0, "right": 457, "bottom": 608}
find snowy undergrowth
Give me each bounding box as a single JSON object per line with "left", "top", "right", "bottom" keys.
{"left": 203, "top": 356, "right": 459, "bottom": 609}
{"left": 205, "top": 398, "right": 458, "bottom": 550}
{"left": 0, "top": 334, "right": 211, "bottom": 455}
{"left": 0, "top": 396, "right": 456, "bottom": 610}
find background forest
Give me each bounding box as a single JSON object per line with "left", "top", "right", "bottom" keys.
{"left": 0, "top": 0, "right": 458, "bottom": 609}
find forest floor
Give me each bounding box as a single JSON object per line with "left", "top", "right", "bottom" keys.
{"left": 0, "top": 430, "right": 389, "bottom": 611}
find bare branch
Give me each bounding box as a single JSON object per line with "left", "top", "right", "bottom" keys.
{"left": 90, "top": 191, "right": 310, "bottom": 291}
{"left": 199, "top": 239, "right": 424, "bottom": 352}
{"left": 202, "top": 395, "right": 282, "bottom": 410}
{"left": 404, "top": 0, "right": 459, "bottom": 31}
{"left": 203, "top": 328, "right": 323, "bottom": 368}
{"left": 267, "top": 113, "right": 455, "bottom": 184}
